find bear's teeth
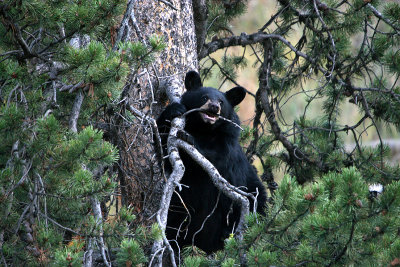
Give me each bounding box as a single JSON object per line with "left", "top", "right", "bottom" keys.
{"left": 201, "top": 112, "right": 217, "bottom": 123}
{"left": 204, "top": 114, "right": 215, "bottom": 120}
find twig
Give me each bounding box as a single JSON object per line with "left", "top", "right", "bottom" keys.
{"left": 5, "top": 159, "right": 32, "bottom": 195}
{"left": 59, "top": 81, "right": 84, "bottom": 93}
{"left": 312, "top": 0, "right": 336, "bottom": 80}
{"left": 182, "top": 108, "right": 243, "bottom": 130}
{"left": 327, "top": 218, "right": 356, "bottom": 266}
{"left": 14, "top": 203, "right": 31, "bottom": 235}
{"left": 259, "top": 4, "right": 290, "bottom": 32}
{"left": 126, "top": 104, "right": 165, "bottom": 179}
{"left": 38, "top": 211, "right": 81, "bottom": 235}
{"left": 158, "top": 0, "right": 177, "bottom": 10}
{"left": 148, "top": 247, "right": 165, "bottom": 267}
{"left": 367, "top": 3, "right": 400, "bottom": 35}
{"left": 36, "top": 173, "right": 48, "bottom": 228}
{"left": 192, "top": 191, "right": 221, "bottom": 245}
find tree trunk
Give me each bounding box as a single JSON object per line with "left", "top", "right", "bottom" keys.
{"left": 115, "top": 0, "right": 197, "bottom": 225}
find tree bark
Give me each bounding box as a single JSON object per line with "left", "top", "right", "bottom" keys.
{"left": 116, "top": 0, "right": 197, "bottom": 226}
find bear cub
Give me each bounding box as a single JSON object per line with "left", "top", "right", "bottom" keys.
{"left": 157, "top": 71, "right": 267, "bottom": 253}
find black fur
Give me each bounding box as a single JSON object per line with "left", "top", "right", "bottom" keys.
{"left": 157, "top": 71, "right": 267, "bottom": 253}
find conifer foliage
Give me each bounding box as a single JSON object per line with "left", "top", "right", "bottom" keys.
{"left": 0, "top": 0, "right": 165, "bottom": 266}
{"left": 189, "top": 0, "right": 400, "bottom": 266}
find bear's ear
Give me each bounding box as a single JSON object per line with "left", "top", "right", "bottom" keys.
{"left": 225, "top": 86, "right": 246, "bottom": 106}
{"left": 185, "top": 71, "right": 202, "bottom": 91}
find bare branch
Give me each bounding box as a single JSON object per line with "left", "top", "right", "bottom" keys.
{"left": 199, "top": 32, "right": 314, "bottom": 64}
{"left": 176, "top": 139, "right": 251, "bottom": 238}
{"left": 83, "top": 239, "right": 94, "bottom": 267}
{"left": 258, "top": 41, "right": 325, "bottom": 173}
{"left": 113, "top": 0, "right": 137, "bottom": 49}
{"left": 367, "top": 3, "right": 400, "bottom": 35}
{"left": 151, "top": 77, "right": 185, "bottom": 267}
{"left": 90, "top": 196, "right": 111, "bottom": 267}
{"left": 69, "top": 91, "right": 84, "bottom": 133}
{"left": 159, "top": 76, "right": 184, "bottom": 103}
{"left": 158, "top": 0, "right": 177, "bottom": 10}
{"left": 38, "top": 211, "right": 81, "bottom": 236}
{"left": 5, "top": 160, "right": 31, "bottom": 196}
{"left": 0, "top": 7, "right": 35, "bottom": 58}
{"left": 151, "top": 115, "right": 184, "bottom": 267}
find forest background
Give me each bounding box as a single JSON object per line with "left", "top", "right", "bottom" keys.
{"left": 221, "top": 0, "right": 400, "bottom": 174}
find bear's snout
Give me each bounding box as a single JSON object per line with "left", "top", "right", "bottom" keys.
{"left": 199, "top": 100, "right": 221, "bottom": 124}
{"left": 208, "top": 102, "right": 220, "bottom": 114}
{"left": 201, "top": 100, "right": 220, "bottom": 115}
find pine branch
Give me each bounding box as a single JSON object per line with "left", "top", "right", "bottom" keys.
{"left": 367, "top": 3, "right": 400, "bottom": 35}
{"left": 199, "top": 32, "right": 315, "bottom": 63}
{"left": 328, "top": 218, "right": 356, "bottom": 266}
{"left": 258, "top": 41, "right": 326, "bottom": 174}
{"left": 37, "top": 211, "right": 81, "bottom": 236}
{"left": 0, "top": 6, "right": 35, "bottom": 59}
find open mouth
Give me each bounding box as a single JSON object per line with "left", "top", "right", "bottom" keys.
{"left": 200, "top": 111, "right": 219, "bottom": 124}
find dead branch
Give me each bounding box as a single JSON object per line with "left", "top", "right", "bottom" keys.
{"left": 151, "top": 74, "right": 255, "bottom": 266}
{"left": 199, "top": 32, "right": 315, "bottom": 64}
{"left": 90, "top": 196, "right": 111, "bottom": 267}
{"left": 69, "top": 90, "right": 84, "bottom": 133}
{"left": 150, "top": 76, "right": 185, "bottom": 267}
{"left": 258, "top": 41, "right": 326, "bottom": 173}
{"left": 113, "top": 0, "right": 137, "bottom": 49}
{"left": 176, "top": 139, "right": 250, "bottom": 241}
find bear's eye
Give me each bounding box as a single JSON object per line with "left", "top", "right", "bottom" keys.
{"left": 219, "top": 99, "right": 224, "bottom": 105}
{"left": 202, "top": 96, "right": 209, "bottom": 102}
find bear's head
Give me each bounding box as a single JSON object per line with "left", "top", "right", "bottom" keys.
{"left": 181, "top": 71, "right": 246, "bottom": 129}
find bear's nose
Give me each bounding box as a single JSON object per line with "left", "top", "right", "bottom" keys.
{"left": 209, "top": 102, "right": 220, "bottom": 114}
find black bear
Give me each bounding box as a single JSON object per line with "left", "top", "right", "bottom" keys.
{"left": 157, "top": 71, "right": 267, "bottom": 253}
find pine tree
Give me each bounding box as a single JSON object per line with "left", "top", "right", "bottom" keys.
{"left": 0, "top": 1, "right": 166, "bottom": 265}
{"left": 184, "top": 0, "right": 400, "bottom": 266}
